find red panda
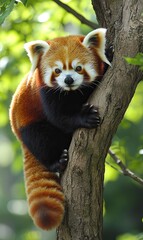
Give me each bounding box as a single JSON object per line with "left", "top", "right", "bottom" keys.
{"left": 9, "top": 28, "right": 110, "bottom": 230}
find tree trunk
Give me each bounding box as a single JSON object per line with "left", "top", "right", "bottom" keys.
{"left": 57, "top": 1, "right": 143, "bottom": 239}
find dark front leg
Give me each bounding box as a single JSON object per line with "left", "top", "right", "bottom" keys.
{"left": 40, "top": 87, "right": 100, "bottom": 133}
{"left": 19, "top": 120, "right": 72, "bottom": 172}
{"left": 57, "top": 103, "right": 100, "bottom": 133}
{"left": 46, "top": 103, "right": 100, "bottom": 133}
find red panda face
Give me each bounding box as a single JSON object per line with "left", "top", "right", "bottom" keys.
{"left": 24, "top": 28, "right": 111, "bottom": 91}
{"left": 41, "top": 39, "right": 99, "bottom": 91}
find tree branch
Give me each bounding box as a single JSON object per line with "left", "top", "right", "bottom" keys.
{"left": 52, "top": 0, "right": 98, "bottom": 29}
{"left": 108, "top": 149, "right": 143, "bottom": 186}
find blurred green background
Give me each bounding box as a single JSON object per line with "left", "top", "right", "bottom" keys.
{"left": 0, "top": 1, "right": 143, "bottom": 239}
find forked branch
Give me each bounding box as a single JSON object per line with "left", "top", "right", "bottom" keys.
{"left": 108, "top": 149, "right": 143, "bottom": 186}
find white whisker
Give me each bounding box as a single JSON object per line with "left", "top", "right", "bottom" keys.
{"left": 77, "top": 88, "right": 84, "bottom": 96}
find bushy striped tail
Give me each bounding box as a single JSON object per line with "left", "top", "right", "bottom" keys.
{"left": 23, "top": 148, "right": 65, "bottom": 230}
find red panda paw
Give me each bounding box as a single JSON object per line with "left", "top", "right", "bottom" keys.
{"left": 80, "top": 103, "right": 100, "bottom": 129}
{"left": 48, "top": 149, "right": 68, "bottom": 173}
{"left": 59, "top": 149, "right": 69, "bottom": 172}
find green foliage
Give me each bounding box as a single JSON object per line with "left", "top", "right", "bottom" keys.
{"left": 0, "top": 0, "right": 28, "bottom": 25}
{"left": 20, "top": 0, "right": 28, "bottom": 4}
{"left": 0, "top": 0, "right": 15, "bottom": 25}
{"left": 117, "top": 233, "right": 143, "bottom": 240}
{"left": 125, "top": 53, "right": 143, "bottom": 70}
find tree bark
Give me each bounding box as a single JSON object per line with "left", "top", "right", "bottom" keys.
{"left": 57, "top": 0, "right": 143, "bottom": 239}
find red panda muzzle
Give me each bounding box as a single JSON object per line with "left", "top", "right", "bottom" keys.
{"left": 23, "top": 148, "right": 64, "bottom": 230}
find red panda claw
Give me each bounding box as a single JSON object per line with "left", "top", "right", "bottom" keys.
{"left": 59, "top": 149, "right": 69, "bottom": 172}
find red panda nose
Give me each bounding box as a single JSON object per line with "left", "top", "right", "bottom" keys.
{"left": 64, "top": 75, "right": 74, "bottom": 86}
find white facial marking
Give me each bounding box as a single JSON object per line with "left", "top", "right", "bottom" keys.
{"left": 84, "top": 63, "right": 97, "bottom": 81}
{"left": 72, "top": 59, "right": 81, "bottom": 69}
{"left": 55, "top": 61, "right": 63, "bottom": 70}
{"left": 44, "top": 67, "right": 53, "bottom": 87}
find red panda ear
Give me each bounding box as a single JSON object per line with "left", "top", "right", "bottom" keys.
{"left": 82, "top": 28, "right": 111, "bottom": 66}
{"left": 24, "top": 40, "right": 50, "bottom": 75}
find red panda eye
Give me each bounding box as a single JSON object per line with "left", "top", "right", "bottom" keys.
{"left": 75, "top": 66, "right": 82, "bottom": 72}
{"left": 55, "top": 68, "right": 61, "bottom": 74}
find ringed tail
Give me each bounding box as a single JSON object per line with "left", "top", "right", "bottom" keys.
{"left": 23, "top": 147, "right": 65, "bottom": 230}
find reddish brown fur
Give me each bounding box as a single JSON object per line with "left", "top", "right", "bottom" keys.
{"left": 10, "top": 69, "right": 44, "bottom": 136}
{"left": 42, "top": 36, "right": 98, "bottom": 69}
{"left": 23, "top": 147, "right": 64, "bottom": 230}
{"left": 9, "top": 68, "right": 65, "bottom": 230}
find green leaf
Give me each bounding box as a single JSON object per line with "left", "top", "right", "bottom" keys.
{"left": 0, "top": 0, "right": 15, "bottom": 25}
{"left": 125, "top": 53, "right": 143, "bottom": 70}
{"left": 19, "top": 0, "right": 28, "bottom": 5}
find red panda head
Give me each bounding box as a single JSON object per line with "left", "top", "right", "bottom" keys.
{"left": 24, "top": 28, "right": 110, "bottom": 91}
